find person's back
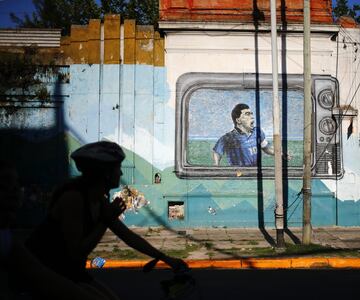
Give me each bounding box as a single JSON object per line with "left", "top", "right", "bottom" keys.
{"left": 0, "top": 160, "right": 111, "bottom": 299}
{"left": 26, "top": 177, "right": 98, "bottom": 283}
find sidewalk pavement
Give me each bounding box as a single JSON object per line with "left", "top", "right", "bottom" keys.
{"left": 89, "top": 226, "right": 360, "bottom": 269}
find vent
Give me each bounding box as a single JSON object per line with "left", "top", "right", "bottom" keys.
{"left": 0, "top": 29, "right": 61, "bottom": 48}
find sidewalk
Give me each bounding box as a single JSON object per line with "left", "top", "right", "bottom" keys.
{"left": 89, "top": 226, "right": 360, "bottom": 269}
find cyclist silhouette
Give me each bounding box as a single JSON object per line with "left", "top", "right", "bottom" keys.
{"left": 25, "top": 141, "right": 188, "bottom": 299}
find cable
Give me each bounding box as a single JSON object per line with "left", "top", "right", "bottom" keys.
{"left": 339, "top": 27, "right": 360, "bottom": 44}
{"left": 287, "top": 193, "right": 302, "bottom": 221}
{"left": 344, "top": 50, "right": 360, "bottom": 97}
{"left": 285, "top": 189, "right": 303, "bottom": 211}
{"left": 269, "top": 189, "right": 303, "bottom": 221}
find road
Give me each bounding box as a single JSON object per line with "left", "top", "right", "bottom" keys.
{"left": 90, "top": 268, "right": 359, "bottom": 299}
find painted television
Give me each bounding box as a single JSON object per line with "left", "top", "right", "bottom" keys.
{"left": 175, "top": 73, "right": 343, "bottom": 179}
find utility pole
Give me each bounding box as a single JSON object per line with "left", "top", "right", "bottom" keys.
{"left": 302, "top": 0, "right": 312, "bottom": 245}
{"left": 270, "top": 0, "right": 285, "bottom": 248}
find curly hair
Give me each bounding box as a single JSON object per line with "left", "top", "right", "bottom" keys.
{"left": 231, "top": 103, "right": 249, "bottom": 125}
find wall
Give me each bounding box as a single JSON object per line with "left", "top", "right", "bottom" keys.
{"left": 1, "top": 11, "right": 360, "bottom": 228}
{"left": 160, "top": 21, "right": 360, "bottom": 227}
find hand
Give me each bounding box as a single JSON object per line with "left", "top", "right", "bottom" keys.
{"left": 112, "top": 197, "right": 127, "bottom": 215}
{"left": 161, "top": 255, "right": 189, "bottom": 272}
{"left": 100, "top": 197, "right": 126, "bottom": 225}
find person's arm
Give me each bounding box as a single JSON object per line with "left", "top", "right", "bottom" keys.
{"left": 81, "top": 223, "right": 108, "bottom": 256}
{"left": 262, "top": 145, "right": 291, "bottom": 161}
{"left": 262, "top": 145, "right": 274, "bottom": 156}
{"left": 259, "top": 130, "right": 274, "bottom": 156}
{"left": 213, "top": 151, "right": 222, "bottom": 166}
{"left": 108, "top": 219, "right": 187, "bottom": 271}
{"left": 260, "top": 130, "right": 291, "bottom": 160}
{"left": 213, "top": 136, "right": 225, "bottom": 166}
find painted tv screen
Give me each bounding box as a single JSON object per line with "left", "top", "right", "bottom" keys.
{"left": 175, "top": 73, "right": 343, "bottom": 179}
{"left": 187, "top": 89, "right": 303, "bottom": 167}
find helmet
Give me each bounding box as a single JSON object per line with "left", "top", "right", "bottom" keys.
{"left": 71, "top": 141, "right": 125, "bottom": 166}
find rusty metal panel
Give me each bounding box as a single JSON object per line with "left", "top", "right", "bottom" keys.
{"left": 0, "top": 28, "right": 61, "bottom": 48}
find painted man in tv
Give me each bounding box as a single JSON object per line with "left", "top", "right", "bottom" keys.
{"left": 213, "top": 103, "right": 274, "bottom": 166}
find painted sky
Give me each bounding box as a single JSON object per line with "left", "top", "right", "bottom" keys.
{"left": 188, "top": 89, "right": 304, "bottom": 140}
{"left": 0, "top": 0, "right": 359, "bottom": 28}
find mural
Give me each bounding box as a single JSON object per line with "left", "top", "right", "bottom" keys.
{"left": 188, "top": 91, "right": 302, "bottom": 168}
{"left": 2, "top": 17, "right": 359, "bottom": 228}
{"left": 176, "top": 73, "right": 343, "bottom": 179}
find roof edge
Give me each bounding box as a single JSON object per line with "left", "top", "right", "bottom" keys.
{"left": 159, "top": 21, "right": 340, "bottom": 33}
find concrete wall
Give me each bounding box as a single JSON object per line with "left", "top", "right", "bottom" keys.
{"left": 161, "top": 22, "right": 360, "bottom": 227}
{"left": 1, "top": 13, "right": 360, "bottom": 228}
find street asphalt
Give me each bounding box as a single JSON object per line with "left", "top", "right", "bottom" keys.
{"left": 90, "top": 268, "right": 360, "bottom": 300}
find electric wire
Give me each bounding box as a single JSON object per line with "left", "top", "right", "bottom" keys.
{"left": 287, "top": 192, "right": 303, "bottom": 221}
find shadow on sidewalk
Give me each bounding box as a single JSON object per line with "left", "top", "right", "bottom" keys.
{"left": 284, "top": 228, "right": 301, "bottom": 245}
{"left": 140, "top": 205, "right": 360, "bottom": 261}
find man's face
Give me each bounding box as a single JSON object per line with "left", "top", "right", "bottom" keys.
{"left": 236, "top": 108, "right": 255, "bottom": 132}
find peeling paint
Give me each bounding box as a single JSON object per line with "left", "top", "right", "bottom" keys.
{"left": 208, "top": 207, "right": 217, "bottom": 215}
{"left": 169, "top": 202, "right": 184, "bottom": 220}
{"left": 113, "top": 185, "right": 150, "bottom": 218}
{"left": 140, "top": 39, "right": 153, "bottom": 52}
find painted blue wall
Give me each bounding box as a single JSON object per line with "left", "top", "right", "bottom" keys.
{"left": 2, "top": 63, "right": 359, "bottom": 228}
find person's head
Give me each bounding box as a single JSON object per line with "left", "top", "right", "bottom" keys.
{"left": 71, "top": 141, "right": 125, "bottom": 190}
{"left": 0, "top": 160, "right": 22, "bottom": 228}
{"left": 231, "top": 103, "right": 254, "bottom": 132}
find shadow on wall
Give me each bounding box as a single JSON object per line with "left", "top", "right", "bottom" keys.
{"left": 252, "top": 0, "right": 297, "bottom": 244}
{"left": 253, "top": 0, "right": 274, "bottom": 246}
{"left": 0, "top": 73, "right": 69, "bottom": 228}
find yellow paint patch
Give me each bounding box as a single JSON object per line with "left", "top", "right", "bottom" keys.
{"left": 58, "top": 15, "right": 164, "bottom": 66}
{"left": 104, "top": 14, "right": 121, "bottom": 64}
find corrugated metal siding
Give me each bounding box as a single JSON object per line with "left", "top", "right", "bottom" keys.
{"left": 0, "top": 29, "right": 61, "bottom": 48}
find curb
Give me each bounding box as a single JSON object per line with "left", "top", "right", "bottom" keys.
{"left": 87, "top": 258, "right": 360, "bottom": 270}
